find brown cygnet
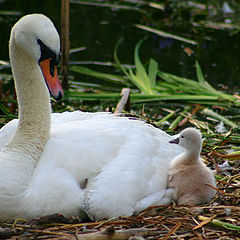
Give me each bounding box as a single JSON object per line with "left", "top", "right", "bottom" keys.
{"left": 168, "top": 128, "right": 216, "bottom": 205}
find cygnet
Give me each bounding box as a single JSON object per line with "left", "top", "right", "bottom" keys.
{"left": 168, "top": 127, "right": 216, "bottom": 205}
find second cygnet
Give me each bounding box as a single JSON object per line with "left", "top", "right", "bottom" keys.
{"left": 168, "top": 127, "right": 216, "bottom": 205}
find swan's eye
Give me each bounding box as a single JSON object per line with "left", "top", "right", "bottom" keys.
{"left": 37, "top": 39, "right": 60, "bottom": 77}
{"left": 37, "top": 39, "right": 59, "bottom": 76}
{"left": 181, "top": 136, "right": 184, "bottom": 138}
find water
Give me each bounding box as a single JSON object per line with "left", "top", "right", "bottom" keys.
{"left": 1, "top": 0, "right": 240, "bottom": 91}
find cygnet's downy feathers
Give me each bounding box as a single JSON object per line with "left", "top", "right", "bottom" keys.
{"left": 168, "top": 128, "right": 216, "bottom": 205}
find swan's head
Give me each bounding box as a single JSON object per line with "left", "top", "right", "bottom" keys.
{"left": 10, "top": 14, "right": 63, "bottom": 100}
{"left": 169, "top": 127, "right": 202, "bottom": 152}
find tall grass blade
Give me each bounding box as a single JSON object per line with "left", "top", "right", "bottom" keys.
{"left": 70, "top": 0, "right": 147, "bottom": 14}
{"left": 70, "top": 66, "right": 128, "bottom": 86}
{"left": 196, "top": 60, "right": 206, "bottom": 84}
{"left": 156, "top": 111, "right": 176, "bottom": 125}
{"left": 135, "top": 24, "right": 198, "bottom": 45}
{"left": 148, "top": 58, "right": 158, "bottom": 89}
{"left": 195, "top": 61, "right": 222, "bottom": 94}
{"left": 134, "top": 39, "right": 150, "bottom": 90}
{"left": 114, "top": 39, "right": 155, "bottom": 94}
{"left": 202, "top": 108, "right": 238, "bottom": 128}
{"left": 66, "top": 91, "right": 120, "bottom": 100}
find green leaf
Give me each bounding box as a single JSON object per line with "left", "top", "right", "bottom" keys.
{"left": 114, "top": 39, "right": 155, "bottom": 94}
{"left": 70, "top": 66, "right": 128, "bottom": 86}
{"left": 134, "top": 39, "right": 150, "bottom": 89}
{"left": 196, "top": 60, "right": 206, "bottom": 84}
{"left": 202, "top": 108, "right": 238, "bottom": 128}
{"left": 148, "top": 58, "right": 158, "bottom": 89}
{"left": 135, "top": 24, "right": 198, "bottom": 45}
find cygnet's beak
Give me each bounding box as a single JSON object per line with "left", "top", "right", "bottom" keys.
{"left": 169, "top": 137, "right": 180, "bottom": 144}
{"left": 39, "top": 58, "right": 63, "bottom": 101}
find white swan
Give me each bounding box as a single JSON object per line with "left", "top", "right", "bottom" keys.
{"left": 168, "top": 128, "right": 216, "bottom": 205}
{"left": 0, "top": 13, "right": 182, "bottom": 221}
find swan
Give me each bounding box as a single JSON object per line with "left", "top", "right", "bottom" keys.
{"left": 0, "top": 13, "right": 182, "bottom": 221}
{"left": 168, "top": 128, "right": 216, "bottom": 205}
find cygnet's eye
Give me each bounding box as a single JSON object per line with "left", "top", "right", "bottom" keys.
{"left": 181, "top": 136, "right": 185, "bottom": 138}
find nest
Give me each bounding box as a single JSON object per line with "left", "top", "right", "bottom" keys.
{"left": 0, "top": 165, "right": 239, "bottom": 240}
{"left": 0, "top": 102, "right": 239, "bottom": 239}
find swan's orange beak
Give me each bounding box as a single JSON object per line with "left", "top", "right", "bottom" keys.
{"left": 39, "top": 58, "right": 63, "bottom": 101}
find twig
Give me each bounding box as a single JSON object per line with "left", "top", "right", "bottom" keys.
{"left": 61, "top": 0, "right": 70, "bottom": 89}
{"left": 75, "top": 227, "right": 150, "bottom": 240}
{"left": 198, "top": 216, "right": 240, "bottom": 231}
{"left": 162, "top": 223, "right": 182, "bottom": 240}
{"left": 210, "top": 151, "right": 240, "bottom": 160}
{"left": 114, "top": 88, "right": 130, "bottom": 113}
{"left": 193, "top": 215, "right": 216, "bottom": 230}
{"left": 178, "top": 106, "right": 200, "bottom": 127}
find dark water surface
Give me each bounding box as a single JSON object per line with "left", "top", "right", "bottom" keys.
{"left": 1, "top": 0, "right": 240, "bottom": 91}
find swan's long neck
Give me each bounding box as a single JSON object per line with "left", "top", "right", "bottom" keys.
{"left": 0, "top": 31, "right": 52, "bottom": 218}
{"left": 4, "top": 35, "right": 51, "bottom": 168}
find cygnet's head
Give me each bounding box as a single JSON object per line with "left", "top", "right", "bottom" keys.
{"left": 10, "top": 14, "right": 63, "bottom": 100}
{"left": 169, "top": 128, "right": 202, "bottom": 152}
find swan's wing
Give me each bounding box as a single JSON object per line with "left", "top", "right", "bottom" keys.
{"left": 0, "top": 119, "right": 18, "bottom": 148}
{"left": 134, "top": 188, "right": 175, "bottom": 214}
{"left": 0, "top": 111, "right": 105, "bottom": 148}
{"left": 20, "top": 111, "right": 118, "bottom": 217}
{"left": 79, "top": 117, "right": 182, "bottom": 220}
{"left": 2, "top": 111, "right": 182, "bottom": 219}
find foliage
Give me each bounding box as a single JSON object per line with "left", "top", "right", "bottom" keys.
{"left": 69, "top": 40, "right": 240, "bottom": 130}
{"left": 0, "top": 1, "right": 239, "bottom": 239}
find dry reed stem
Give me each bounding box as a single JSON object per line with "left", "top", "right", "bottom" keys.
{"left": 61, "top": 0, "right": 70, "bottom": 89}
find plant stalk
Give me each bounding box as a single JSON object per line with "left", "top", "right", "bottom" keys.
{"left": 61, "top": 0, "right": 70, "bottom": 90}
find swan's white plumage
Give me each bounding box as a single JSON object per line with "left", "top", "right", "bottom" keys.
{"left": 0, "top": 112, "right": 182, "bottom": 219}
{"left": 0, "top": 13, "right": 182, "bottom": 220}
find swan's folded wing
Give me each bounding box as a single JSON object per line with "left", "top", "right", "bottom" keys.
{"left": 0, "top": 119, "right": 18, "bottom": 148}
